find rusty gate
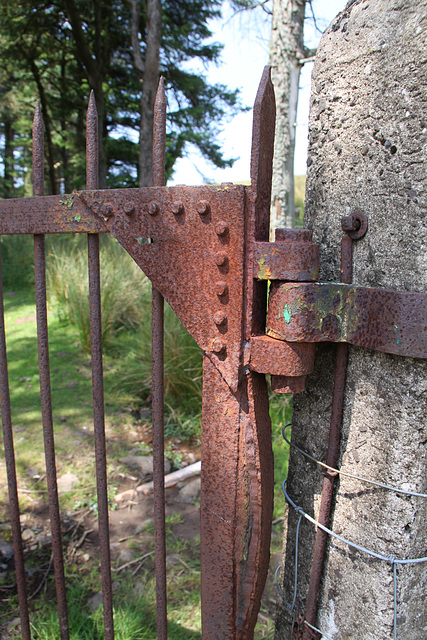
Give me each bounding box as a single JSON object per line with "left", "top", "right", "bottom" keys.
{"left": 1, "top": 65, "right": 426, "bottom": 640}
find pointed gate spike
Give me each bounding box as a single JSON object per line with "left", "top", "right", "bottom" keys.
{"left": 151, "top": 73, "right": 167, "bottom": 639}
{"left": 86, "top": 90, "right": 99, "bottom": 190}
{"left": 250, "top": 65, "right": 276, "bottom": 241}
{"left": 152, "top": 77, "right": 166, "bottom": 187}
{"left": 32, "top": 101, "right": 44, "bottom": 197}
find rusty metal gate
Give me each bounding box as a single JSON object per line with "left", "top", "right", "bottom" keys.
{"left": 1, "top": 66, "right": 426, "bottom": 640}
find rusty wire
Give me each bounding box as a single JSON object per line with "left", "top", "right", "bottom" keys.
{"left": 0, "top": 244, "right": 31, "bottom": 639}
{"left": 282, "top": 423, "right": 427, "bottom": 499}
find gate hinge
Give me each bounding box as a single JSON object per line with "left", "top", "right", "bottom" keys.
{"left": 248, "top": 222, "right": 427, "bottom": 394}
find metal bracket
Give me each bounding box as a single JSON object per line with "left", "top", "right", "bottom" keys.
{"left": 77, "top": 184, "right": 246, "bottom": 392}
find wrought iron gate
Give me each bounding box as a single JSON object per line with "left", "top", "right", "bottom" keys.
{"left": 1, "top": 65, "right": 426, "bottom": 640}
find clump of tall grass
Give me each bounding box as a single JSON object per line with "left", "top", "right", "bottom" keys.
{"left": 112, "top": 305, "right": 203, "bottom": 440}
{"left": 47, "top": 235, "right": 149, "bottom": 352}
{"left": 1, "top": 235, "right": 35, "bottom": 290}
{"left": 46, "top": 235, "right": 203, "bottom": 441}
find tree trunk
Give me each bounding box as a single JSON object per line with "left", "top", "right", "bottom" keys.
{"left": 130, "top": 0, "right": 162, "bottom": 187}
{"left": 30, "top": 60, "right": 57, "bottom": 195}
{"left": 62, "top": 0, "right": 107, "bottom": 187}
{"left": 269, "top": 0, "right": 306, "bottom": 231}
{"left": 3, "top": 115, "right": 14, "bottom": 198}
{"left": 275, "top": 1, "right": 427, "bottom": 638}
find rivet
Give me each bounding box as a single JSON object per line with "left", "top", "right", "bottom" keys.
{"left": 101, "top": 203, "right": 113, "bottom": 219}
{"left": 172, "top": 201, "right": 184, "bottom": 215}
{"left": 214, "top": 251, "right": 227, "bottom": 267}
{"left": 197, "top": 200, "right": 210, "bottom": 215}
{"left": 213, "top": 311, "right": 227, "bottom": 326}
{"left": 149, "top": 201, "right": 160, "bottom": 216}
{"left": 212, "top": 337, "right": 226, "bottom": 354}
{"left": 215, "top": 221, "right": 229, "bottom": 237}
{"left": 215, "top": 281, "right": 228, "bottom": 297}
{"left": 124, "top": 201, "right": 135, "bottom": 216}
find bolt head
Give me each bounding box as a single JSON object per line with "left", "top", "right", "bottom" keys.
{"left": 149, "top": 201, "right": 160, "bottom": 216}
{"left": 101, "top": 203, "right": 113, "bottom": 219}
{"left": 124, "top": 201, "right": 135, "bottom": 216}
{"left": 215, "top": 281, "right": 228, "bottom": 297}
{"left": 211, "top": 338, "right": 226, "bottom": 354}
{"left": 197, "top": 200, "right": 210, "bottom": 215}
{"left": 215, "top": 221, "right": 229, "bottom": 237}
{"left": 213, "top": 311, "right": 227, "bottom": 326}
{"left": 172, "top": 201, "right": 184, "bottom": 215}
{"left": 214, "top": 251, "right": 227, "bottom": 267}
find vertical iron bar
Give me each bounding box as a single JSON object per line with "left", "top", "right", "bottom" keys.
{"left": 0, "top": 247, "right": 31, "bottom": 639}
{"left": 33, "top": 102, "right": 70, "bottom": 640}
{"left": 302, "top": 236, "right": 353, "bottom": 639}
{"left": 151, "top": 77, "right": 167, "bottom": 640}
{"left": 86, "top": 91, "right": 114, "bottom": 640}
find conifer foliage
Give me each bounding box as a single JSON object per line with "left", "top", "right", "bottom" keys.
{"left": 0, "top": 0, "right": 241, "bottom": 195}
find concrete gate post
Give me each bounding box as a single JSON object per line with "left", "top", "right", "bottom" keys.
{"left": 275, "top": 1, "right": 427, "bottom": 638}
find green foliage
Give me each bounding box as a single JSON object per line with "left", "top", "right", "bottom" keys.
{"left": 29, "top": 565, "right": 201, "bottom": 639}
{"left": 0, "top": 235, "right": 35, "bottom": 289}
{"left": 269, "top": 390, "right": 292, "bottom": 520}
{"left": 0, "top": 0, "right": 242, "bottom": 196}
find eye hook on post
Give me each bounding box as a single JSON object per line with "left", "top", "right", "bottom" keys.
{"left": 341, "top": 210, "right": 368, "bottom": 240}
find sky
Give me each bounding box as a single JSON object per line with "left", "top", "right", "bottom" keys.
{"left": 169, "top": 0, "right": 348, "bottom": 186}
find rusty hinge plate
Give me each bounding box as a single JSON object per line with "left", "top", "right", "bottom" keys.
{"left": 267, "top": 281, "right": 427, "bottom": 359}
{"left": 253, "top": 241, "right": 319, "bottom": 282}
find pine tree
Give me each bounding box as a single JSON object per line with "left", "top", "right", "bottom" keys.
{"left": 0, "top": 0, "right": 242, "bottom": 193}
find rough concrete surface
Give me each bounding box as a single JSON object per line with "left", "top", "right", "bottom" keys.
{"left": 275, "top": 1, "right": 427, "bottom": 638}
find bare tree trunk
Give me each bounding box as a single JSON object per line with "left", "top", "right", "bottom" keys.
{"left": 30, "top": 60, "right": 57, "bottom": 195}
{"left": 269, "top": 0, "right": 306, "bottom": 231}
{"left": 3, "top": 115, "right": 14, "bottom": 198}
{"left": 275, "top": 1, "right": 427, "bottom": 638}
{"left": 130, "top": 0, "right": 162, "bottom": 187}
{"left": 63, "top": 0, "right": 107, "bottom": 187}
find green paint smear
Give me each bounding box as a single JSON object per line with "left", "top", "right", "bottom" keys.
{"left": 283, "top": 305, "right": 292, "bottom": 324}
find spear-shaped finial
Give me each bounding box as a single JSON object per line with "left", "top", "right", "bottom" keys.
{"left": 32, "top": 100, "right": 45, "bottom": 197}
{"left": 152, "top": 77, "right": 166, "bottom": 187}
{"left": 250, "top": 65, "right": 276, "bottom": 241}
{"left": 86, "top": 90, "right": 99, "bottom": 190}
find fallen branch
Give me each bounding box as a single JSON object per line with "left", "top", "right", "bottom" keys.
{"left": 112, "top": 550, "right": 154, "bottom": 573}
{"left": 114, "top": 460, "right": 201, "bottom": 503}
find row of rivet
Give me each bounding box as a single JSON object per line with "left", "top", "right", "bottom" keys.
{"left": 213, "top": 205, "right": 229, "bottom": 354}
{"left": 100, "top": 199, "right": 230, "bottom": 238}
{"left": 100, "top": 197, "right": 230, "bottom": 356}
